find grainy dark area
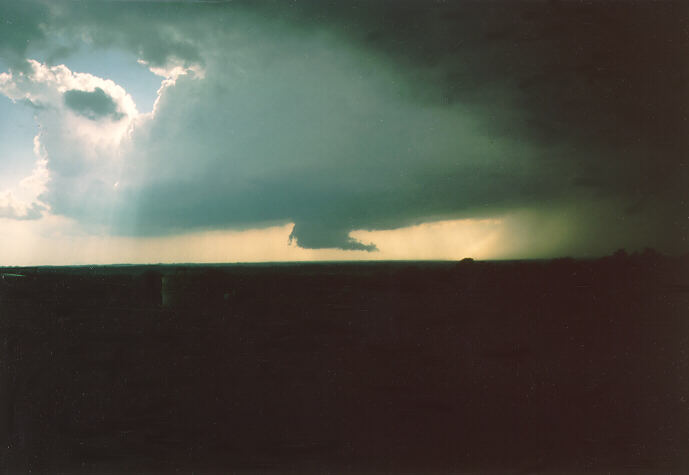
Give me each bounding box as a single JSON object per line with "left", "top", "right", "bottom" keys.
{"left": 1, "top": 256, "right": 688, "bottom": 474}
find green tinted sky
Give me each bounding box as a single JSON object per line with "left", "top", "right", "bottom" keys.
{"left": 0, "top": 0, "right": 687, "bottom": 264}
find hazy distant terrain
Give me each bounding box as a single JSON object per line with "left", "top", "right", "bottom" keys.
{"left": 1, "top": 257, "right": 688, "bottom": 473}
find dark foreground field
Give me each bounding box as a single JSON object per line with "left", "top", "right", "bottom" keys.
{"left": 1, "top": 256, "right": 688, "bottom": 474}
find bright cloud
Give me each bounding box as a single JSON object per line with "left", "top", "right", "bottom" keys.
{"left": 0, "top": 59, "right": 144, "bottom": 224}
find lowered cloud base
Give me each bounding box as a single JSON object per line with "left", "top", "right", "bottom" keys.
{"left": 0, "top": 217, "right": 525, "bottom": 266}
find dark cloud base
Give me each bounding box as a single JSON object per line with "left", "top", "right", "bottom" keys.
{"left": 63, "top": 87, "right": 124, "bottom": 120}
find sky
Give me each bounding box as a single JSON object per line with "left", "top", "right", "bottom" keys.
{"left": 0, "top": 0, "right": 687, "bottom": 265}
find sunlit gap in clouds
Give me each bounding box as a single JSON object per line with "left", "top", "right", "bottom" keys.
{"left": 0, "top": 53, "right": 205, "bottom": 237}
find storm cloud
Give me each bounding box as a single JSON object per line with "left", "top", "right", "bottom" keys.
{"left": 63, "top": 87, "right": 124, "bottom": 121}
{"left": 0, "top": 0, "right": 686, "bottom": 255}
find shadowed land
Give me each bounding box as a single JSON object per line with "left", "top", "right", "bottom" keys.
{"left": 1, "top": 254, "right": 688, "bottom": 473}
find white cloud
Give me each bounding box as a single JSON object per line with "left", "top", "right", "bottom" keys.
{"left": 0, "top": 56, "right": 212, "bottom": 232}
{"left": 135, "top": 57, "right": 205, "bottom": 120}
{"left": 0, "top": 130, "right": 49, "bottom": 220}
{"left": 0, "top": 59, "right": 148, "bottom": 223}
{"left": 0, "top": 59, "right": 139, "bottom": 146}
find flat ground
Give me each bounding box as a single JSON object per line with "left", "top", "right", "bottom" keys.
{"left": 1, "top": 257, "right": 688, "bottom": 473}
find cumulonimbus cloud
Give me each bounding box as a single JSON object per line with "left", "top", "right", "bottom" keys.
{"left": 0, "top": 0, "right": 686, "bottom": 254}
{"left": 1, "top": 18, "right": 550, "bottom": 250}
